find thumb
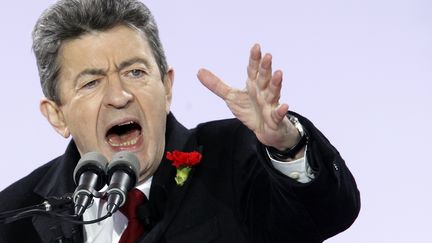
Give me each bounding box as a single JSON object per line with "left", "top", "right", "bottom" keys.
{"left": 197, "top": 68, "right": 231, "bottom": 100}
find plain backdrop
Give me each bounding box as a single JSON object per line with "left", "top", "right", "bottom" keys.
{"left": 0, "top": 0, "right": 431, "bottom": 242}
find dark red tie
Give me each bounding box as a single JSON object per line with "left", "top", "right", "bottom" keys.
{"left": 119, "top": 189, "right": 147, "bottom": 243}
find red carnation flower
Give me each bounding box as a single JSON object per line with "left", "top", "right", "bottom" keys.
{"left": 166, "top": 150, "right": 202, "bottom": 186}
{"left": 166, "top": 150, "right": 202, "bottom": 168}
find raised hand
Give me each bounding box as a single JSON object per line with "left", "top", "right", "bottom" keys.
{"left": 197, "top": 44, "right": 301, "bottom": 152}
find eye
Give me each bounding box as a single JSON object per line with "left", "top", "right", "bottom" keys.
{"left": 81, "top": 80, "right": 99, "bottom": 89}
{"left": 126, "top": 69, "right": 145, "bottom": 79}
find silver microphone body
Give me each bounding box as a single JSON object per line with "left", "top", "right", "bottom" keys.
{"left": 106, "top": 151, "right": 140, "bottom": 214}
{"left": 72, "top": 152, "right": 108, "bottom": 216}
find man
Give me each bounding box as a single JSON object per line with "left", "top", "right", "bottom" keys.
{"left": 0, "top": 0, "right": 360, "bottom": 242}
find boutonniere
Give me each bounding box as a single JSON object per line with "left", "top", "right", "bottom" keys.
{"left": 166, "top": 150, "right": 202, "bottom": 186}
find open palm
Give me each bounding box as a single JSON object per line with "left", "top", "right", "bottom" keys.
{"left": 197, "top": 44, "right": 299, "bottom": 150}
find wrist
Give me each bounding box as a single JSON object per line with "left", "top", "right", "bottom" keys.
{"left": 266, "top": 115, "right": 308, "bottom": 161}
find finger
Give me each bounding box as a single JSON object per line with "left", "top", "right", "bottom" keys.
{"left": 265, "top": 70, "right": 283, "bottom": 104}
{"left": 247, "top": 44, "right": 262, "bottom": 80}
{"left": 271, "top": 103, "right": 289, "bottom": 124}
{"left": 197, "top": 68, "right": 232, "bottom": 100}
{"left": 257, "top": 53, "right": 272, "bottom": 90}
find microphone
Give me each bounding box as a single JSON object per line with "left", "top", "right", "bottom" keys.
{"left": 106, "top": 151, "right": 140, "bottom": 214}
{"left": 72, "top": 152, "right": 108, "bottom": 216}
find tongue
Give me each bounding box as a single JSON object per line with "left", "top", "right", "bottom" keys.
{"left": 107, "top": 129, "right": 140, "bottom": 146}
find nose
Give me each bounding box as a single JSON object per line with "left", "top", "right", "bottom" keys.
{"left": 103, "top": 77, "right": 133, "bottom": 108}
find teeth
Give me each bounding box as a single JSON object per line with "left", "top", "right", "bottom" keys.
{"left": 118, "top": 121, "right": 134, "bottom": 126}
{"left": 108, "top": 136, "right": 139, "bottom": 147}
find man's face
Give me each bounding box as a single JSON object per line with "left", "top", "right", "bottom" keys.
{"left": 41, "top": 25, "right": 173, "bottom": 182}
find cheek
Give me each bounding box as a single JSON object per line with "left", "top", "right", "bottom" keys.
{"left": 137, "top": 90, "right": 167, "bottom": 141}
{"left": 148, "top": 101, "right": 167, "bottom": 133}
{"left": 63, "top": 101, "right": 99, "bottom": 137}
{"left": 137, "top": 85, "right": 167, "bottom": 114}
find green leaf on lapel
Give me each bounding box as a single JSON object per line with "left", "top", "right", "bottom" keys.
{"left": 175, "top": 166, "right": 192, "bottom": 186}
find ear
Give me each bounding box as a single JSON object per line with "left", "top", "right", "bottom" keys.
{"left": 163, "top": 67, "right": 174, "bottom": 114}
{"left": 40, "top": 98, "right": 70, "bottom": 138}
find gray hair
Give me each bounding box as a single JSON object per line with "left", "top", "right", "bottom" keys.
{"left": 33, "top": 0, "right": 168, "bottom": 104}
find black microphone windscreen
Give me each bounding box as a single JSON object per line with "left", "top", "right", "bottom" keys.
{"left": 107, "top": 151, "right": 140, "bottom": 187}
{"left": 73, "top": 152, "right": 108, "bottom": 190}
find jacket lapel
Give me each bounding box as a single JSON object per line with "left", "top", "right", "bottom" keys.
{"left": 140, "top": 113, "right": 200, "bottom": 243}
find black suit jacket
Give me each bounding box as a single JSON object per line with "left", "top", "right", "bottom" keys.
{"left": 0, "top": 113, "right": 360, "bottom": 243}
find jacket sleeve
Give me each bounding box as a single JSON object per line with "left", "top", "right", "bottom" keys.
{"left": 232, "top": 112, "right": 360, "bottom": 242}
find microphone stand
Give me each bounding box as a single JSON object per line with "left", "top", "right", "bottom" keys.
{"left": 0, "top": 192, "right": 111, "bottom": 225}
{"left": 0, "top": 193, "right": 73, "bottom": 223}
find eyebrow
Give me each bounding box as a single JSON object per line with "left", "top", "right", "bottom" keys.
{"left": 74, "top": 68, "right": 106, "bottom": 87}
{"left": 117, "top": 57, "right": 151, "bottom": 71}
{"left": 73, "top": 57, "right": 152, "bottom": 86}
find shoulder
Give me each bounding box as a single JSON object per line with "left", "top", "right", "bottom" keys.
{"left": 194, "top": 118, "right": 254, "bottom": 143}
{"left": 192, "top": 118, "right": 259, "bottom": 166}
{"left": 0, "top": 157, "right": 60, "bottom": 211}
{"left": 196, "top": 118, "right": 242, "bottom": 130}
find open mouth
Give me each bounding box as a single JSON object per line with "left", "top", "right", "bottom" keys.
{"left": 106, "top": 121, "right": 142, "bottom": 149}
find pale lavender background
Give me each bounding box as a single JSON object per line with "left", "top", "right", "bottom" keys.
{"left": 0, "top": 0, "right": 431, "bottom": 242}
